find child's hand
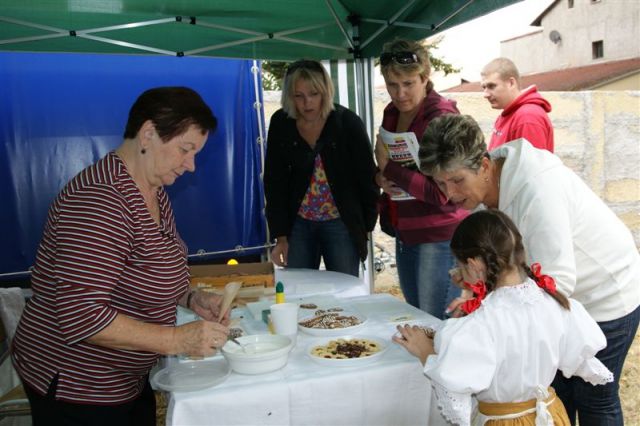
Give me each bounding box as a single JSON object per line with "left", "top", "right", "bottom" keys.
{"left": 392, "top": 324, "right": 435, "bottom": 365}
{"left": 448, "top": 267, "right": 464, "bottom": 288}
{"left": 445, "top": 289, "right": 473, "bottom": 318}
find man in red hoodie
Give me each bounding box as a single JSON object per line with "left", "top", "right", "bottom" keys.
{"left": 481, "top": 57, "right": 554, "bottom": 152}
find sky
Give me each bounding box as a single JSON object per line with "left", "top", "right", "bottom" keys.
{"left": 374, "top": 0, "right": 555, "bottom": 90}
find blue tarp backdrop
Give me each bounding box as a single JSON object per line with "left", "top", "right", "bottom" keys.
{"left": 0, "top": 52, "right": 267, "bottom": 276}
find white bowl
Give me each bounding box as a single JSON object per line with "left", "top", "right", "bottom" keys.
{"left": 221, "top": 334, "right": 293, "bottom": 375}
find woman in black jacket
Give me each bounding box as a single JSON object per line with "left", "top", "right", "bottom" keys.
{"left": 264, "top": 59, "right": 378, "bottom": 277}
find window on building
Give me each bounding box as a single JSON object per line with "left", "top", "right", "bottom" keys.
{"left": 592, "top": 40, "right": 604, "bottom": 59}
{"left": 568, "top": 0, "right": 574, "bottom": 8}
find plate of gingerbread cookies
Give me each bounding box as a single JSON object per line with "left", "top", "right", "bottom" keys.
{"left": 297, "top": 311, "right": 367, "bottom": 336}
{"left": 307, "top": 335, "right": 388, "bottom": 367}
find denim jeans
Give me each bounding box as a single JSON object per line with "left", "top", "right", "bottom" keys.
{"left": 395, "top": 238, "right": 459, "bottom": 319}
{"left": 552, "top": 303, "right": 640, "bottom": 426}
{"left": 287, "top": 217, "right": 360, "bottom": 277}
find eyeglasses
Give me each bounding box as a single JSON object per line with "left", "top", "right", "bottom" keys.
{"left": 285, "top": 60, "right": 324, "bottom": 76}
{"left": 380, "top": 51, "right": 419, "bottom": 66}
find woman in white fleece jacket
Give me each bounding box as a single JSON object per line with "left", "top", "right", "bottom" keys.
{"left": 418, "top": 114, "right": 640, "bottom": 426}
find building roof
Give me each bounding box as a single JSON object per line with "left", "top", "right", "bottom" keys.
{"left": 531, "top": 0, "right": 560, "bottom": 26}
{"left": 444, "top": 57, "right": 640, "bottom": 92}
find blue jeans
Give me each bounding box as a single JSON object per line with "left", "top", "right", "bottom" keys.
{"left": 552, "top": 303, "right": 640, "bottom": 426}
{"left": 395, "top": 238, "right": 459, "bottom": 319}
{"left": 287, "top": 217, "right": 360, "bottom": 277}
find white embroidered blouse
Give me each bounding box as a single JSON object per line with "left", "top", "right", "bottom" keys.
{"left": 423, "top": 278, "right": 613, "bottom": 426}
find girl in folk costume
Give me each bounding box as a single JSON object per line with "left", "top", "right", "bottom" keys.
{"left": 393, "top": 209, "right": 613, "bottom": 426}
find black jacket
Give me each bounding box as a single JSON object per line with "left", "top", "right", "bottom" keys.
{"left": 264, "top": 104, "right": 379, "bottom": 261}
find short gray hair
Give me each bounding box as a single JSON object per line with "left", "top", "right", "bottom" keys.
{"left": 419, "top": 114, "right": 487, "bottom": 175}
{"left": 281, "top": 60, "right": 335, "bottom": 120}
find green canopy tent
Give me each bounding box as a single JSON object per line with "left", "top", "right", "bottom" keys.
{"left": 0, "top": 0, "right": 521, "bottom": 287}
{"left": 0, "top": 0, "right": 520, "bottom": 122}
{"left": 0, "top": 1, "right": 519, "bottom": 59}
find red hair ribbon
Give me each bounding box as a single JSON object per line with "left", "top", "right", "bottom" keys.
{"left": 460, "top": 280, "right": 487, "bottom": 314}
{"left": 531, "top": 263, "right": 557, "bottom": 294}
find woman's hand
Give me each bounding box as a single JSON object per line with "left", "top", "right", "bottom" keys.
{"left": 174, "top": 320, "right": 229, "bottom": 357}
{"left": 375, "top": 171, "right": 403, "bottom": 197}
{"left": 392, "top": 324, "right": 435, "bottom": 365}
{"left": 374, "top": 135, "right": 389, "bottom": 171}
{"left": 271, "top": 237, "right": 289, "bottom": 267}
{"left": 374, "top": 136, "right": 404, "bottom": 197}
{"left": 189, "top": 291, "right": 230, "bottom": 324}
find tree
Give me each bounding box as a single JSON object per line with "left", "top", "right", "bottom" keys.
{"left": 426, "top": 35, "right": 461, "bottom": 76}
{"left": 261, "top": 35, "right": 459, "bottom": 90}
{"left": 261, "top": 61, "right": 288, "bottom": 91}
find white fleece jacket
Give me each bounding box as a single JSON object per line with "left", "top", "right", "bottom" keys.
{"left": 491, "top": 139, "right": 640, "bottom": 322}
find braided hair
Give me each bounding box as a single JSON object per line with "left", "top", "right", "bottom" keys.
{"left": 450, "top": 209, "right": 570, "bottom": 309}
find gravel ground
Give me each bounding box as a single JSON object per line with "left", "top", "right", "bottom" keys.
{"left": 371, "top": 226, "right": 640, "bottom": 424}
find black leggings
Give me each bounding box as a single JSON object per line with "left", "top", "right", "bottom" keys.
{"left": 23, "top": 375, "right": 156, "bottom": 426}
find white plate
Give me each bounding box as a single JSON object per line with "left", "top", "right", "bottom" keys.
{"left": 152, "top": 359, "right": 231, "bottom": 392}
{"left": 298, "top": 311, "right": 367, "bottom": 336}
{"left": 392, "top": 320, "right": 439, "bottom": 340}
{"left": 307, "top": 335, "right": 388, "bottom": 367}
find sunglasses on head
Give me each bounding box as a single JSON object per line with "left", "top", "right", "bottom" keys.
{"left": 285, "top": 60, "right": 324, "bottom": 76}
{"left": 380, "top": 51, "right": 419, "bottom": 66}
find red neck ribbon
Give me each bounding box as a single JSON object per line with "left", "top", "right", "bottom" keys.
{"left": 530, "top": 263, "right": 557, "bottom": 294}
{"left": 460, "top": 280, "right": 487, "bottom": 314}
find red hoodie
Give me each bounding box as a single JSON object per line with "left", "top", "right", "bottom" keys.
{"left": 489, "top": 85, "right": 554, "bottom": 152}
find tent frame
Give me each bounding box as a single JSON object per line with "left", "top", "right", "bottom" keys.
{"left": 0, "top": 0, "right": 521, "bottom": 290}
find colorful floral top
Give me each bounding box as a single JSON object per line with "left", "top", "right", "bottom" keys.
{"left": 297, "top": 154, "right": 339, "bottom": 221}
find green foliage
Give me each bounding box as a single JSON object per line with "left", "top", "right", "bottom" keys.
{"left": 260, "top": 36, "right": 459, "bottom": 90}
{"left": 427, "top": 36, "right": 461, "bottom": 76}
{"left": 261, "top": 61, "right": 288, "bottom": 90}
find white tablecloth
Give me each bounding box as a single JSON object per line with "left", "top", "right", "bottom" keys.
{"left": 163, "top": 293, "right": 448, "bottom": 426}
{"left": 274, "top": 268, "right": 369, "bottom": 298}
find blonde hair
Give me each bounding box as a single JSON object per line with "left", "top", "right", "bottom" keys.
{"left": 281, "top": 60, "right": 335, "bottom": 119}
{"left": 481, "top": 57, "right": 521, "bottom": 86}
{"left": 380, "top": 38, "right": 432, "bottom": 90}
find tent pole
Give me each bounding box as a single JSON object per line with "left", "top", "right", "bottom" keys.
{"left": 348, "top": 15, "right": 376, "bottom": 294}
{"left": 251, "top": 60, "right": 271, "bottom": 262}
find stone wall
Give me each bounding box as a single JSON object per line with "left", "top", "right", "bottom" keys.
{"left": 263, "top": 90, "right": 640, "bottom": 246}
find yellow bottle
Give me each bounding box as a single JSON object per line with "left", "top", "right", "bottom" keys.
{"left": 275, "top": 281, "right": 285, "bottom": 304}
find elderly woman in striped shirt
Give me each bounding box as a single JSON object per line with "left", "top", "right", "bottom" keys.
{"left": 12, "top": 87, "right": 226, "bottom": 426}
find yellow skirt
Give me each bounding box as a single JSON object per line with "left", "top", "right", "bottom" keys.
{"left": 477, "top": 387, "right": 570, "bottom": 426}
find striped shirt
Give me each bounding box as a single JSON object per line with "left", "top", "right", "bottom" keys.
{"left": 381, "top": 89, "right": 469, "bottom": 245}
{"left": 12, "top": 152, "right": 189, "bottom": 404}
